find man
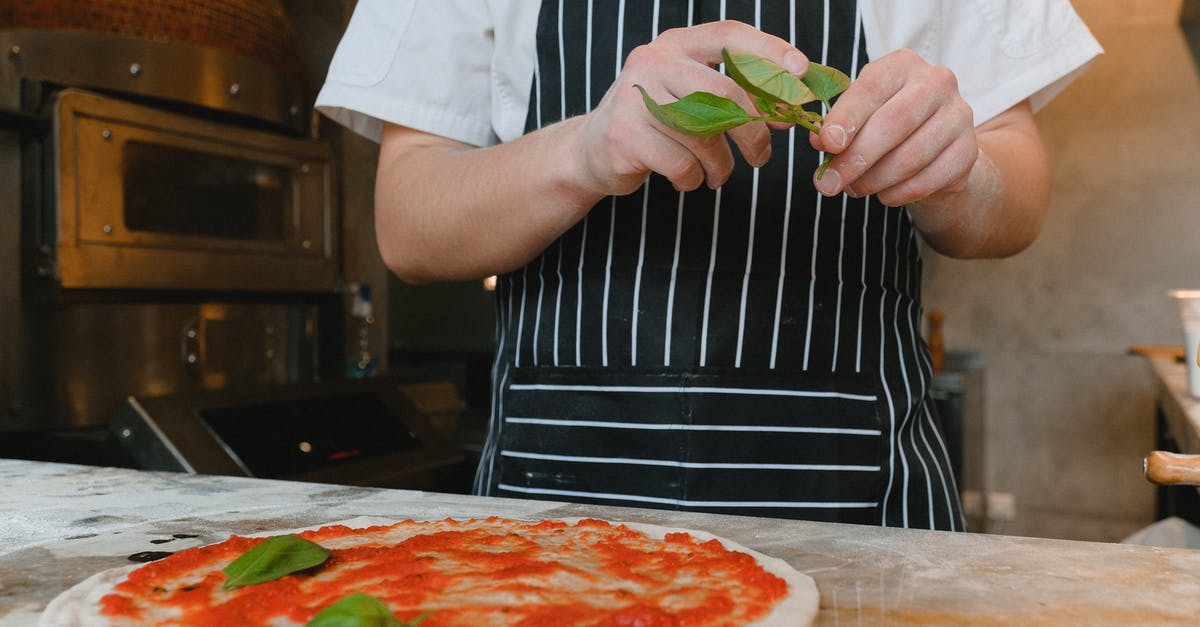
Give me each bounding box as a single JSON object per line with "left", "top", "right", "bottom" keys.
{"left": 317, "top": 0, "right": 1101, "bottom": 530}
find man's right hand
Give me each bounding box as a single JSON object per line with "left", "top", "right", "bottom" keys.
{"left": 568, "top": 20, "right": 808, "bottom": 196}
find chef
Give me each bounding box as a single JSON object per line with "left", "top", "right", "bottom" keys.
{"left": 316, "top": 0, "right": 1101, "bottom": 530}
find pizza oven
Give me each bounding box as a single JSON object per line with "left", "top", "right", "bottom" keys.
{"left": 0, "top": 1, "right": 468, "bottom": 490}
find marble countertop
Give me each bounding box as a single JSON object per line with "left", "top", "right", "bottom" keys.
{"left": 3, "top": 459, "right": 1200, "bottom": 626}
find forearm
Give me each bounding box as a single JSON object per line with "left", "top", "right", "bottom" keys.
{"left": 907, "top": 103, "right": 1050, "bottom": 259}
{"left": 374, "top": 22, "right": 813, "bottom": 284}
{"left": 374, "top": 119, "right": 601, "bottom": 284}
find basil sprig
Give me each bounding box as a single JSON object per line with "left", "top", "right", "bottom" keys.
{"left": 637, "top": 48, "right": 851, "bottom": 178}
{"left": 634, "top": 86, "right": 761, "bottom": 136}
{"left": 222, "top": 535, "right": 332, "bottom": 591}
{"left": 306, "top": 593, "right": 431, "bottom": 627}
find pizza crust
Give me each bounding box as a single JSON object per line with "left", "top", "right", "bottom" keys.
{"left": 607, "top": 520, "right": 818, "bottom": 627}
{"left": 40, "top": 517, "right": 817, "bottom": 627}
{"left": 41, "top": 564, "right": 139, "bottom": 627}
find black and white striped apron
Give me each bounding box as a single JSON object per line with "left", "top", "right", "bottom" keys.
{"left": 474, "top": 0, "right": 965, "bottom": 531}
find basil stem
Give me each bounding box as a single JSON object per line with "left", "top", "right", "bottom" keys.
{"left": 306, "top": 593, "right": 430, "bottom": 627}
{"left": 222, "top": 535, "right": 331, "bottom": 591}
{"left": 817, "top": 154, "right": 834, "bottom": 180}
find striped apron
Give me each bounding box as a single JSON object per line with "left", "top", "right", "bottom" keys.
{"left": 474, "top": 0, "right": 965, "bottom": 531}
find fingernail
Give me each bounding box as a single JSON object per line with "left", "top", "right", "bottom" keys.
{"left": 825, "top": 124, "right": 848, "bottom": 151}
{"left": 782, "top": 50, "right": 808, "bottom": 75}
{"left": 815, "top": 167, "right": 842, "bottom": 196}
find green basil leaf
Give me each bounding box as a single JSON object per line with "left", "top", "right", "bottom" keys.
{"left": 801, "top": 62, "right": 851, "bottom": 108}
{"left": 722, "top": 48, "right": 816, "bottom": 106}
{"left": 635, "top": 85, "right": 757, "bottom": 136}
{"left": 306, "top": 593, "right": 429, "bottom": 627}
{"left": 222, "top": 535, "right": 331, "bottom": 591}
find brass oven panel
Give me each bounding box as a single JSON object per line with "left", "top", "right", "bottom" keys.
{"left": 50, "top": 89, "right": 338, "bottom": 293}
{"left": 22, "top": 301, "right": 320, "bottom": 429}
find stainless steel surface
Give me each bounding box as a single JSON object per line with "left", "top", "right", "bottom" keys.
{"left": 36, "top": 89, "right": 337, "bottom": 293}
{"left": 0, "top": 30, "right": 306, "bottom": 133}
{"left": 21, "top": 301, "right": 319, "bottom": 429}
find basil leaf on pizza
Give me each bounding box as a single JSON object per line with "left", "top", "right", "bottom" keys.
{"left": 306, "top": 593, "right": 429, "bottom": 627}
{"left": 222, "top": 534, "right": 331, "bottom": 590}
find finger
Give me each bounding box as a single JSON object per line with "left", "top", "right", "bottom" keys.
{"left": 815, "top": 72, "right": 960, "bottom": 196}
{"left": 874, "top": 132, "right": 978, "bottom": 207}
{"left": 845, "top": 104, "right": 974, "bottom": 198}
{"left": 663, "top": 20, "right": 808, "bottom": 74}
{"left": 630, "top": 115, "right": 711, "bottom": 192}
{"left": 677, "top": 132, "right": 737, "bottom": 189}
{"left": 814, "top": 49, "right": 951, "bottom": 156}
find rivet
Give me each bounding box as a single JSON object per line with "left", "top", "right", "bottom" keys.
{"left": 228, "top": 83, "right": 240, "bottom": 96}
{"left": 102, "top": 224, "right": 113, "bottom": 234}
{"left": 289, "top": 104, "right": 300, "bottom": 116}
{"left": 129, "top": 63, "right": 141, "bottom": 77}
{"left": 301, "top": 240, "right": 311, "bottom": 249}
{"left": 101, "top": 129, "right": 112, "bottom": 140}
{"left": 8, "top": 45, "right": 20, "bottom": 59}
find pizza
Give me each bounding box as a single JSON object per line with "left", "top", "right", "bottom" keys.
{"left": 41, "top": 517, "right": 818, "bottom": 626}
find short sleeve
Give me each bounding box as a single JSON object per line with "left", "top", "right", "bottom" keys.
{"left": 315, "top": 0, "right": 501, "bottom": 146}
{"left": 860, "top": 0, "right": 1103, "bottom": 126}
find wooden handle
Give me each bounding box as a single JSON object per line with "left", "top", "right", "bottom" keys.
{"left": 1144, "top": 451, "right": 1200, "bottom": 485}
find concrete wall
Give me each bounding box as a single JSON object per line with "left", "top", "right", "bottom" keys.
{"left": 923, "top": 0, "right": 1200, "bottom": 541}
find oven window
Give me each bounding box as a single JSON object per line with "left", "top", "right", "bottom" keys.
{"left": 122, "top": 141, "right": 289, "bottom": 241}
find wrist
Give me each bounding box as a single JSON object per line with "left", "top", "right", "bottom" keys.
{"left": 542, "top": 116, "right": 609, "bottom": 217}
{"left": 907, "top": 147, "right": 999, "bottom": 258}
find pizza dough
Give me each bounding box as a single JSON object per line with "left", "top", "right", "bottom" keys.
{"left": 40, "top": 517, "right": 818, "bottom": 627}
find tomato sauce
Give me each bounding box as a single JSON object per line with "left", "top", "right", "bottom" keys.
{"left": 99, "top": 518, "right": 787, "bottom": 626}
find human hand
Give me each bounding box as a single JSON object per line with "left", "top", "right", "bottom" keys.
{"left": 571, "top": 20, "right": 808, "bottom": 196}
{"left": 809, "top": 48, "right": 978, "bottom": 208}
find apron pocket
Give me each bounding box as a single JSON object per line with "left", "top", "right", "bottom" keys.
{"left": 496, "top": 366, "right": 884, "bottom": 524}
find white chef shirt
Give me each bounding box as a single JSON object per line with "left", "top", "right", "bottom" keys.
{"left": 315, "top": 0, "right": 1101, "bottom": 147}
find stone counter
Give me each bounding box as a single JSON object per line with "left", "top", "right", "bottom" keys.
{"left": 3, "top": 459, "right": 1199, "bottom": 625}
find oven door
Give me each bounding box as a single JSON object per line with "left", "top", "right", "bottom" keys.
{"left": 46, "top": 88, "right": 337, "bottom": 292}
